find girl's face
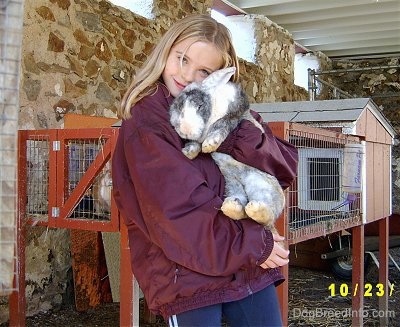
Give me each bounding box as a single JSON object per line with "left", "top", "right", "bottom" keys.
{"left": 162, "top": 38, "right": 224, "bottom": 97}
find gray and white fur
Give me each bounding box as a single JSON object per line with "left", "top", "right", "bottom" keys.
{"left": 169, "top": 67, "right": 284, "bottom": 228}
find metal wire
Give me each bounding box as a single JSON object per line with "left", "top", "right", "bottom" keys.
{"left": 0, "top": 0, "right": 24, "bottom": 295}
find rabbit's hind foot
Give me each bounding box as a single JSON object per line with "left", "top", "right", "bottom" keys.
{"left": 245, "top": 201, "right": 275, "bottom": 226}
{"left": 221, "top": 197, "right": 246, "bottom": 220}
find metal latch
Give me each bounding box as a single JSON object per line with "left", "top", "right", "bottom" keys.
{"left": 52, "top": 207, "right": 60, "bottom": 217}
{"left": 53, "top": 140, "right": 60, "bottom": 151}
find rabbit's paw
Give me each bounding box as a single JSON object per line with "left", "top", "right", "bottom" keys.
{"left": 202, "top": 133, "right": 224, "bottom": 153}
{"left": 221, "top": 197, "right": 246, "bottom": 220}
{"left": 182, "top": 142, "right": 201, "bottom": 159}
{"left": 245, "top": 201, "right": 275, "bottom": 226}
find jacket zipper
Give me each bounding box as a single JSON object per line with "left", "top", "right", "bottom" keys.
{"left": 246, "top": 284, "right": 253, "bottom": 295}
{"left": 245, "top": 269, "right": 253, "bottom": 295}
{"left": 174, "top": 267, "right": 179, "bottom": 284}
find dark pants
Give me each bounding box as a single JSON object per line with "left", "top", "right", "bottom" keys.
{"left": 168, "top": 284, "right": 283, "bottom": 327}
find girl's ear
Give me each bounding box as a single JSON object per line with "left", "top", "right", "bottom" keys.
{"left": 202, "top": 67, "right": 236, "bottom": 91}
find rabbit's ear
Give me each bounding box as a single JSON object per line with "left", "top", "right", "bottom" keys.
{"left": 202, "top": 67, "right": 236, "bottom": 90}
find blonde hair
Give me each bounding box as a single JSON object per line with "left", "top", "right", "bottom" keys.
{"left": 119, "top": 14, "right": 239, "bottom": 119}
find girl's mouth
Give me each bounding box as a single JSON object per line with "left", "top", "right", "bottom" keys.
{"left": 174, "top": 79, "right": 187, "bottom": 90}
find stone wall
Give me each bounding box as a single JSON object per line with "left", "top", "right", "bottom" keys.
{"left": 0, "top": 0, "right": 307, "bottom": 322}
{"left": 330, "top": 57, "right": 400, "bottom": 131}
{"left": 20, "top": 0, "right": 157, "bottom": 129}
{"left": 19, "top": 0, "right": 305, "bottom": 131}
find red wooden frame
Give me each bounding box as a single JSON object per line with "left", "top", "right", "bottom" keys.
{"left": 18, "top": 128, "right": 119, "bottom": 232}
{"left": 11, "top": 128, "right": 138, "bottom": 327}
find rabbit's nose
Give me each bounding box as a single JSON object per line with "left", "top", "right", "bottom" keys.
{"left": 179, "top": 121, "right": 192, "bottom": 136}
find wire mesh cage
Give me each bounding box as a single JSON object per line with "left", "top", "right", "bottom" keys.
{"left": 285, "top": 124, "right": 363, "bottom": 244}
{"left": 25, "top": 136, "right": 50, "bottom": 218}
{"left": 0, "top": 0, "right": 24, "bottom": 296}
{"left": 20, "top": 129, "right": 115, "bottom": 228}
{"left": 67, "top": 138, "right": 112, "bottom": 220}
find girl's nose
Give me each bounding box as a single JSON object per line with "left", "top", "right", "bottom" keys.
{"left": 181, "top": 66, "right": 195, "bottom": 83}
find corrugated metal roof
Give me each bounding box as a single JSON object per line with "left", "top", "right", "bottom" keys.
{"left": 251, "top": 98, "right": 397, "bottom": 137}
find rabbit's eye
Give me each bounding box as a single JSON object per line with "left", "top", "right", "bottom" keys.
{"left": 198, "top": 103, "right": 207, "bottom": 114}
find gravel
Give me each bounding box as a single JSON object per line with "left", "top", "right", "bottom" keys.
{"left": 2, "top": 247, "right": 399, "bottom": 327}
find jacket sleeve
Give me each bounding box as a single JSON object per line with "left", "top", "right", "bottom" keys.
{"left": 218, "top": 110, "right": 298, "bottom": 189}
{"left": 115, "top": 111, "right": 275, "bottom": 277}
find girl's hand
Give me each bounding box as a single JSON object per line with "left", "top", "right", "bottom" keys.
{"left": 259, "top": 233, "right": 289, "bottom": 269}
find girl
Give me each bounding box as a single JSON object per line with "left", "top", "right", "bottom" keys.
{"left": 112, "top": 13, "right": 298, "bottom": 327}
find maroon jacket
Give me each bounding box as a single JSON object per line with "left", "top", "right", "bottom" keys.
{"left": 112, "top": 83, "right": 298, "bottom": 318}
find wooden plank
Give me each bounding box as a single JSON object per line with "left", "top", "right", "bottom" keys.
{"left": 355, "top": 109, "right": 367, "bottom": 137}
{"left": 70, "top": 230, "right": 112, "bottom": 311}
{"left": 365, "top": 142, "right": 375, "bottom": 222}
{"left": 102, "top": 232, "right": 121, "bottom": 302}
{"left": 365, "top": 109, "right": 378, "bottom": 142}
{"left": 373, "top": 144, "right": 384, "bottom": 218}
{"left": 383, "top": 145, "right": 391, "bottom": 217}
{"left": 64, "top": 113, "right": 118, "bottom": 128}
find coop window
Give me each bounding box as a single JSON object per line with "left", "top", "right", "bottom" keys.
{"left": 308, "top": 157, "right": 340, "bottom": 201}
{"left": 298, "top": 148, "right": 344, "bottom": 211}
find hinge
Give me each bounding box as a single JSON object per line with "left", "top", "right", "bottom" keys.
{"left": 52, "top": 207, "right": 60, "bottom": 217}
{"left": 53, "top": 140, "right": 60, "bottom": 151}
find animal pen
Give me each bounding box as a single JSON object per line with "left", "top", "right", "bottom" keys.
{"left": 10, "top": 97, "right": 395, "bottom": 326}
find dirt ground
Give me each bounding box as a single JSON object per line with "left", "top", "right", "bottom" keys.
{"left": 2, "top": 247, "right": 399, "bottom": 327}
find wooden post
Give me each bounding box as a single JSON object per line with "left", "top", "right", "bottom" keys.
{"left": 267, "top": 122, "right": 290, "bottom": 325}
{"left": 119, "top": 222, "right": 139, "bottom": 327}
{"left": 8, "top": 215, "right": 26, "bottom": 327}
{"left": 8, "top": 132, "right": 28, "bottom": 327}
{"left": 276, "top": 211, "right": 288, "bottom": 326}
{"left": 352, "top": 224, "right": 364, "bottom": 326}
{"left": 378, "top": 217, "right": 389, "bottom": 326}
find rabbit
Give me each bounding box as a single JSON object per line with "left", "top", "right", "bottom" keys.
{"left": 169, "top": 67, "right": 285, "bottom": 228}
{"left": 92, "top": 160, "right": 112, "bottom": 214}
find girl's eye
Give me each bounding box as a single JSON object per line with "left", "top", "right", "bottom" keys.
{"left": 178, "top": 56, "right": 188, "bottom": 65}
{"left": 199, "top": 69, "right": 210, "bottom": 78}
